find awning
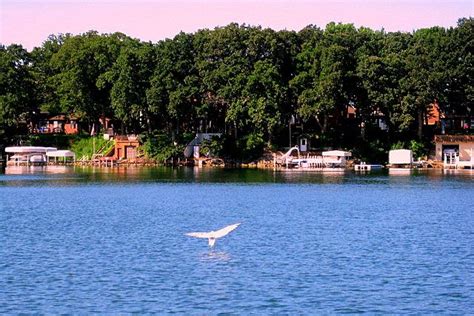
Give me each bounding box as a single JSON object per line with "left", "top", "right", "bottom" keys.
{"left": 322, "top": 150, "right": 352, "bottom": 157}
{"left": 46, "top": 150, "right": 75, "bottom": 158}
{"left": 5, "top": 146, "right": 57, "bottom": 153}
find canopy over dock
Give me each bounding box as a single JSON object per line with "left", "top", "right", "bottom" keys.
{"left": 322, "top": 150, "right": 352, "bottom": 157}
{"left": 46, "top": 150, "right": 75, "bottom": 158}
{"left": 5, "top": 146, "right": 58, "bottom": 166}
{"left": 5, "top": 146, "right": 57, "bottom": 154}
{"left": 46, "top": 150, "right": 76, "bottom": 163}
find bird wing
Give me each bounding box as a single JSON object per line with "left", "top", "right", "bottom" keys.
{"left": 185, "top": 232, "right": 212, "bottom": 239}
{"left": 212, "top": 223, "right": 241, "bottom": 239}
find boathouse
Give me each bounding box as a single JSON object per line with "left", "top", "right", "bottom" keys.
{"left": 184, "top": 133, "right": 222, "bottom": 158}
{"left": 434, "top": 135, "right": 474, "bottom": 168}
{"left": 388, "top": 149, "right": 413, "bottom": 168}
{"left": 114, "top": 135, "right": 140, "bottom": 160}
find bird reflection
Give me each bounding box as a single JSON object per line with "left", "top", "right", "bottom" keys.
{"left": 199, "top": 250, "right": 231, "bottom": 262}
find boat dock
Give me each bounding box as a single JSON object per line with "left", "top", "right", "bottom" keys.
{"left": 354, "top": 163, "right": 384, "bottom": 171}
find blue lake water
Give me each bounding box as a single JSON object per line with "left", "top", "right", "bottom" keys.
{"left": 1, "top": 167, "right": 473, "bottom": 314}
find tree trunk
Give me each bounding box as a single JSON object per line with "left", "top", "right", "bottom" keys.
{"left": 315, "top": 114, "right": 328, "bottom": 134}
{"left": 417, "top": 107, "right": 423, "bottom": 140}
{"left": 146, "top": 111, "right": 152, "bottom": 133}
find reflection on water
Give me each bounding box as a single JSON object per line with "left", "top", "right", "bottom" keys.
{"left": 0, "top": 165, "right": 473, "bottom": 314}
{"left": 1, "top": 165, "right": 473, "bottom": 186}
{"left": 388, "top": 168, "right": 415, "bottom": 176}
{"left": 5, "top": 165, "right": 72, "bottom": 175}
{"left": 199, "top": 251, "right": 232, "bottom": 263}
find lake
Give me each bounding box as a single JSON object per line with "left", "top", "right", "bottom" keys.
{"left": 1, "top": 166, "right": 473, "bottom": 314}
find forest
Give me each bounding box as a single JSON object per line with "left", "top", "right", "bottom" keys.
{"left": 0, "top": 18, "right": 472, "bottom": 162}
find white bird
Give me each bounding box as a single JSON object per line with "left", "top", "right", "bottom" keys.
{"left": 186, "top": 223, "right": 241, "bottom": 247}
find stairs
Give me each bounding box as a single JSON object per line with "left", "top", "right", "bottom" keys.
{"left": 91, "top": 140, "right": 115, "bottom": 160}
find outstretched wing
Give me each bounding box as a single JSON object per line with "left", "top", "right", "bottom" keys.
{"left": 212, "top": 223, "right": 241, "bottom": 238}
{"left": 186, "top": 232, "right": 212, "bottom": 239}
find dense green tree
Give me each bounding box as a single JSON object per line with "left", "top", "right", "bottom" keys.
{"left": 1, "top": 19, "right": 472, "bottom": 161}
{"left": 357, "top": 53, "right": 405, "bottom": 133}
{"left": 0, "top": 44, "right": 35, "bottom": 140}
{"left": 194, "top": 24, "right": 251, "bottom": 137}
{"left": 50, "top": 31, "right": 131, "bottom": 132}
{"left": 292, "top": 24, "right": 357, "bottom": 138}
{"left": 107, "top": 41, "right": 155, "bottom": 133}
{"left": 147, "top": 32, "right": 198, "bottom": 137}
{"left": 442, "top": 18, "right": 473, "bottom": 117}
{"left": 30, "top": 34, "right": 68, "bottom": 113}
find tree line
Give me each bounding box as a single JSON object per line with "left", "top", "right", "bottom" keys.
{"left": 1, "top": 18, "right": 472, "bottom": 161}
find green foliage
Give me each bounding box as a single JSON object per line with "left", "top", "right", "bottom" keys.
{"left": 70, "top": 136, "right": 112, "bottom": 160}
{"left": 49, "top": 32, "right": 132, "bottom": 129}
{"left": 239, "top": 132, "right": 265, "bottom": 161}
{"left": 108, "top": 42, "right": 155, "bottom": 131}
{"left": 409, "top": 140, "right": 428, "bottom": 159}
{"left": 0, "top": 44, "right": 35, "bottom": 137}
{"left": 390, "top": 139, "right": 428, "bottom": 159}
{"left": 391, "top": 141, "right": 407, "bottom": 150}
{"left": 1, "top": 19, "right": 473, "bottom": 163}
{"left": 140, "top": 133, "right": 184, "bottom": 163}
{"left": 200, "top": 136, "right": 224, "bottom": 158}
{"left": 28, "top": 134, "right": 80, "bottom": 148}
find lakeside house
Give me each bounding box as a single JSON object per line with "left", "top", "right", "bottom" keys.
{"left": 33, "top": 114, "right": 80, "bottom": 135}
{"left": 434, "top": 135, "right": 474, "bottom": 169}
{"left": 425, "top": 100, "right": 473, "bottom": 134}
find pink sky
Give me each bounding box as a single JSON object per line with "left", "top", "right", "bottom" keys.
{"left": 1, "top": 0, "right": 472, "bottom": 51}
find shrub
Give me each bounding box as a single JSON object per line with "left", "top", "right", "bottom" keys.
{"left": 70, "top": 136, "right": 112, "bottom": 160}
{"left": 140, "top": 133, "right": 184, "bottom": 163}
{"left": 200, "top": 136, "right": 224, "bottom": 158}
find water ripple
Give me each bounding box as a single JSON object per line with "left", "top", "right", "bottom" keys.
{"left": 0, "top": 169, "right": 473, "bottom": 313}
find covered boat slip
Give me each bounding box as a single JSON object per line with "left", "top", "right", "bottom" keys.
{"left": 46, "top": 150, "right": 76, "bottom": 164}
{"left": 5, "top": 147, "right": 75, "bottom": 166}
{"left": 435, "top": 135, "right": 474, "bottom": 169}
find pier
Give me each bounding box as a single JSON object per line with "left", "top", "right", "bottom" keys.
{"left": 354, "top": 163, "right": 383, "bottom": 171}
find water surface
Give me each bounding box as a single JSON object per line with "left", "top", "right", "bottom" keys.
{"left": 1, "top": 167, "right": 473, "bottom": 313}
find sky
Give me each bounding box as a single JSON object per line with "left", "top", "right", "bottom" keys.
{"left": 1, "top": 0, "right": 472, "bottom": 50}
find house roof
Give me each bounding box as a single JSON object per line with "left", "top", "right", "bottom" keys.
{"left": 48, "top": 115, "right": 67, "bottom": 121}
{"left": 434, "top": 135, "right": 474, "bottom": 143}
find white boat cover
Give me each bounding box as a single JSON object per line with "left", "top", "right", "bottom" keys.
{"left": 46, "top": 150, "right": 75, "bottom": 158}
{"left": 322, "top": 150, "right": 352, "bottom": 157}
{"left": 5, "top": 146, "right": 57, "bottom": 153}
{"left": 30, "top": 155, "right": 46, "bottom": 162}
